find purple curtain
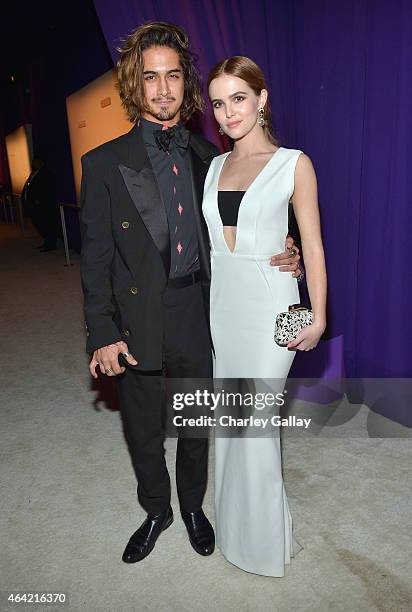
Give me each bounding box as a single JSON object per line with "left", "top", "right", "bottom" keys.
{"left": 292, "top": 0, "right": 412, "bottom": 381}
{"left": 93, "top": 0, "right": 296, "bottom": 144}
{"left": 93, "top": 0, "right": 412, "bottom": 423}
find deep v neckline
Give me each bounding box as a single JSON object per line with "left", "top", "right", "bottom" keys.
{"left": 215, "top": 148, "right": 283, "bottom": 254}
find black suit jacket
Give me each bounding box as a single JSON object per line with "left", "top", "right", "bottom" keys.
{"left": 80, "top": 122, "right": 219, "bottom": 370}
{"left": 22, "top": 166, "right": 57, "bottom": 214}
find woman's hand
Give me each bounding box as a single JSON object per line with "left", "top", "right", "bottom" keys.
{"left": 287, "top": 320, "right": 326, "bottom": 351}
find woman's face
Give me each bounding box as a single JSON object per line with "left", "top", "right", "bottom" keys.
{"left": 209, "top": 74, "right": 266, "bottom": 140}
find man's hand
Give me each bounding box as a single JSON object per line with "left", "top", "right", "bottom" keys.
{"left": 270, "top": 235, "right": 301, "bottom": 278}
{"left": 89, "top": 341, "right": 138, "bottom": 378}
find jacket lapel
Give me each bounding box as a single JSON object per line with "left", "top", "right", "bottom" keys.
{"left": 118, "top": 124, "right": 170, "bottom": 277}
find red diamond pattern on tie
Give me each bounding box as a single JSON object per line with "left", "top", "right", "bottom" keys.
{"left": 177, "top": 242, "right": 183, "bottom": 254}
{"left": 178, "top": 203, "right": 183, "bottom": 215}
{"left": 172, "top": 163, "right": 179, "bottom": 175}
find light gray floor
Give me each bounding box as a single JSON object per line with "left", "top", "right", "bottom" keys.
{"left": 1, "top": 223, "right": 411, "bottom": 612}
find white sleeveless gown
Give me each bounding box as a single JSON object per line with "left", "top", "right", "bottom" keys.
{"left": 202, "top": 147, "right": 303, "bottom": 577}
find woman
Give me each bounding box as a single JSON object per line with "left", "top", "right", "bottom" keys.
{"left": 202, "top": 57, "right": 327, "bottom": 576}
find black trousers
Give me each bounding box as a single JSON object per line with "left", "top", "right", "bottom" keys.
{"left": 30, "top": 202, "right": 58, "bottom": 247}
{"left": 116, "top": 282, "right": 213, "bottom": 515}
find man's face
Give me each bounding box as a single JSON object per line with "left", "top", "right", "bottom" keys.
{"left": 141, "top": 46, "right": 184, "bottom": 124}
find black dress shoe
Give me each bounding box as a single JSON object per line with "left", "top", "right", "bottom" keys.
{"left": 122, "top": 506, "right": 173, "bottom": 563}
{"left": 181, "top": 509, "right": 215, "bottom": 556}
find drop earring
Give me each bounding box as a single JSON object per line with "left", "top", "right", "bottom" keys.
{"left": 219, "top": 127, "right": 224, "bottom": 135}
{"left": 258, "top": 107, "right": 265, "bottom": 126}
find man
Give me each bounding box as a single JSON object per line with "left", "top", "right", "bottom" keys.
{"left": 22, "top": 157, "right": 58, "bottom": 251}
{"left": 80, "top": 21, "right": 302, "bottom": 564}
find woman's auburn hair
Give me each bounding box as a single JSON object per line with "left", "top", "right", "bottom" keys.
{"left": 207, "top": 56, "right": 278, "bottom": 145}
{"left": 116, "top": 21, "right": 204, "bottom": 122}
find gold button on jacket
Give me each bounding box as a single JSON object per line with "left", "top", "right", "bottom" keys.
{"left": 123, "top": 329, "right": 130, "bottom": 336}
{"left": 130, "top": 287, "right": 138, "bottom": 294}
{"left": 121, "top": 221, "right": 129, "bottom": 229}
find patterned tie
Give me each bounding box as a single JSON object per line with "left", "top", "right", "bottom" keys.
{"left": 154, "top": 124, "right": 190, "bottom": 152}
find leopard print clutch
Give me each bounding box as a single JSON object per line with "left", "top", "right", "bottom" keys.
{"left": 274, "top": 304, "right": 313, "bottom": 346}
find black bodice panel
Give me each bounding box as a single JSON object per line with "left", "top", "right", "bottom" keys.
{"left": 217, "top": 191, "right": 245, "bottom": 226}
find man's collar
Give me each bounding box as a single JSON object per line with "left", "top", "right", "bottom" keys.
{"left": 138, "top": 116, "right": 182, "bottom": 134}
{"left": 138, "top": 116, "right": 188, "bottom": 150}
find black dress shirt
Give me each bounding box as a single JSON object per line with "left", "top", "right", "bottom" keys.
{"left": 140, "top": 117, "right": 200, "bottom": 278}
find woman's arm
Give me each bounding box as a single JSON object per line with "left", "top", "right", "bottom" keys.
{"left": 288, "top": 153, "right": 327, "bottom": 350}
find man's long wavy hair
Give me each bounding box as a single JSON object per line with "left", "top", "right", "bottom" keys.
{"left": 116, "top": 22, "right": 204, "bottom": 123}
{"left": 207, "top": 56, "right": 279, "bottom": 145}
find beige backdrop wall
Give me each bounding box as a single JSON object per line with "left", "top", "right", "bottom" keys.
{"left": 5, "top": 125, "right": 32, "bottom": 194}
{"left": 66, "top": 69, "right": 131, "bottom": 202}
